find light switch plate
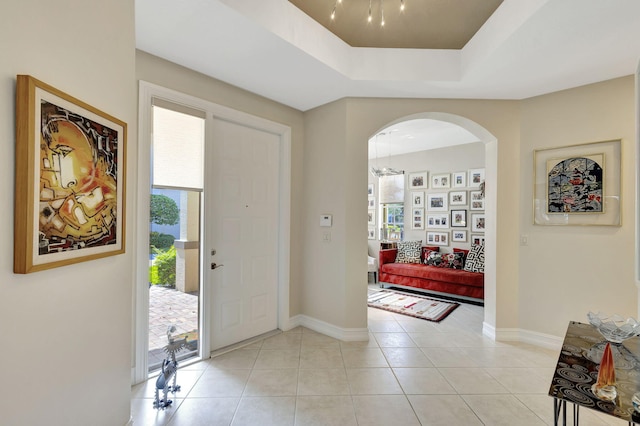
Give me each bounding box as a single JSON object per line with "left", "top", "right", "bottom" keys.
{"left": 320, "top": 214, "right": 332, "bottom": 227}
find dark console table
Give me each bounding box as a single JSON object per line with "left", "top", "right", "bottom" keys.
{"left": 549, "top": 321, "right": 640, "bottom": 425}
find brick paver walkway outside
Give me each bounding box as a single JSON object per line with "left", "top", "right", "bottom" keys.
{"left": 148, "top": 285, "right": 198, "bottom": 370}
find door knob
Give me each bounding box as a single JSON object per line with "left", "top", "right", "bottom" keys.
{"left": 211, "top": 262, "right": 224, "bottom": 270}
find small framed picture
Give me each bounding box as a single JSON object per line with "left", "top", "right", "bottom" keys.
{"left": 426, "top": 231, "right": 449, "bottom": 246}
{"left": 368, "top": 209, "right": 376, "bottom": 226}
{"left": 470, "top": 191, "right": 484, "bottom": 210}
{"left": 449, "top": 190, "right": 467, "bottom": 206}
{"left": 368, "top": 183, "right": 375, "bottom": 196}
{"left": 368, "top": 228, "right": 376, "bottom": 240}
{"left": 468, "top": 168, "right": 485, "bottom": 187}
{"left": 471, "top": 214, "right": 486, "bottom": 232}
{"left": 452, "top": 171, "right": 467, "bottom": 188}
{"left": 411, "top": 191, "right": 425, "bottom": 207}
{"left": 426, "top": 213, "right": 449, "bottom": 229}
{"left": 451, "top": 209, "right": 467, "bottom": 228}
{"left": 408, "top": 171, "right": 428, "bottom": 189}
{"left": 411, "top": 208, "right": 424, "bottom": 230}
{"left": 452, "top": 230, "right": 467, "bottom": 242}
{"left": 431, "top": 173, "right": 450, "bottom": 188}
{"left": 368, "top": 197, "right": 375, "bottom": 208}
{"left": 427, "top": 193, "right": 448, "bottom": 211}
{"left": 471, "top": 234, "right": 485, "bottom": 246}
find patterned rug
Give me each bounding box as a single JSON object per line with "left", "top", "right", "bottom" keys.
{"left": 367, "top": 288, "right": 459, "bottom": 322}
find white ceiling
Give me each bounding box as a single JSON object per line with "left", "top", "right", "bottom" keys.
{"left": 135, "top": 0, "right": 640, "bottom": 153}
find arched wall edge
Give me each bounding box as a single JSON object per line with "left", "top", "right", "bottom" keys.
{"left": 368, "top": 111, "right": 499, "bottom": 334}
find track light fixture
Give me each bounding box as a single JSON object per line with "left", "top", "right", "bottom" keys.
{"left": 330, "top": 0, "right": 406, "bottom": 27}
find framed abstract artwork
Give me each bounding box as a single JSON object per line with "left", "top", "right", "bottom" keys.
{"left": 14, "top": 75, "right": 127, "bottom": 273}
{"left": 533, "top": 139, "right": 621, "bottom": 226}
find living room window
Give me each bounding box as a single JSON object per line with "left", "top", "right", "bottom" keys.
{"left": 379, "top": 174, "right": 405, "bottom": 241}
{"left": 381, "top": 203, "right": 404, "bottom": 241}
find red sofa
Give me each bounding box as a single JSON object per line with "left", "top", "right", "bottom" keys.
{"left": 379, "top": 247, "right": 484, "bottom": 300}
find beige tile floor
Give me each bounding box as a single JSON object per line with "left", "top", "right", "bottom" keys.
{"left": 131, "top": 286, "right": 628, "bottom": 425}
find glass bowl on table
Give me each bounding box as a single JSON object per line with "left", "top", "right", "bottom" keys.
{"left": 587, "top": 311, "right": 640, "bottom": 344}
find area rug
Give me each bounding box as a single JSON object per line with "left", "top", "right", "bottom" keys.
{"left": 367, "top": 288, "right": 459, "bottom": 322}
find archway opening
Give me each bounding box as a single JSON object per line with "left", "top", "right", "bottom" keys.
{"left": 366, "top": 112, "right": 498, "bottom": 333}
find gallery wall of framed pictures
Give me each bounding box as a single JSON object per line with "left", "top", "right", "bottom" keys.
{"left": 406, "top": 168, "right": 485, "bottom": 249}
{"left": 367, "top": 141, "right": 486, "bottom": 251}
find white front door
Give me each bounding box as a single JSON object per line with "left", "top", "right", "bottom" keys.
{"left": 208, "top": 117, "right": 280, "bottom": 350}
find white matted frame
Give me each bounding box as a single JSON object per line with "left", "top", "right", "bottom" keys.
{"left": 452, "top": 230, "right": 467, "bottom": 242}
{"left": 367, "top": 209, "right": 376, "bottom": 226}
{"left": 427, "top": 193, "right": 448, "bottom": 211}
{"left": 471, "top": 214, "right": 486, "bottom": 232}
{"left": 431, "top": 173, "right": 450, "bottom": 188}
{"left": 368, "top": 183, "right": 375, "bottom": 196}
{"left": 367, "top": 228, "right": 376, "bottom": 240}
{"left": 533, "top": 139, "right": 621, "bottom": 226}
{"left": 426, "top": 231, "right": 449, "bottom": 246}
{"left": 449, "top": 190, "right": 467, "bottom": 206}
{"left": 15, "top": 75, "right": 127, "bottom": 274}
{"left": 411, "top": 208, "right": 424, "bottom": 230}
{"left": 408, "top": 171, "right": 428, "bottom": 189}
{"left": 468, "top": 168, "right": 485, "bottom": 188}
{"left": 451, "top": 209, "right": 467, "bottom": 228}
{"left": 452, "top": 171, "right": 467, "bottom": 188}
{"left": 426, "top": 213, "right": 449, "bottom": 229}
{"left": 470, "top": 191, "right": 484, "bottom": 210}
{"left": 411, "top": 191, "right": 425, "bottom": 207}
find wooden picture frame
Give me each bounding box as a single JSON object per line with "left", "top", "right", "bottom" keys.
{"left": 14, "top": 75, "right": 127, "bottom": 273}
{"left": 533, "top": 139, "right": 621, "bottom": 226}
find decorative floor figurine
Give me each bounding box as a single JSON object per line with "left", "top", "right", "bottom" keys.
{"left": 153, "top": 325, "right": 188, "bottom": 409}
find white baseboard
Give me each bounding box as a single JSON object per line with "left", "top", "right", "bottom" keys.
{"left": 483, "top": 322, "right": 563, "bottom": 351}
{"left": 287, "top": 314, "right": 369, "bottom": 342}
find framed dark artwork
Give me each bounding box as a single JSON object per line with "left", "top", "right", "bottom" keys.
{"left": 14, "top": 75, "right": 127, "bottom": 273}
{"left": 450, "top": 209, "right": 467, "bottom": 228}
{"left": 533, "top": 139, "right": 621, "bottom": 226}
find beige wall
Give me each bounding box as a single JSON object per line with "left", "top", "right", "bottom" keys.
{"left": 519, "top": 76, "right": 637, "bottom": 337}
{"left": 0, "top": 1, "right": 136, "bottom": 424}
{"left": 304, "top": 98, "right": 522, "bottom": 330}
{"left": 136, "top": 51, "right": 306, "bottom": 317}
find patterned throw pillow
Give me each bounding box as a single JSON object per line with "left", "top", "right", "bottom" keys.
{"left": 425, "top": 251, "right": 465, "bottom": 269}
{"left": 395, "top": 241, "right": 422, "bottom": 264}
{"left": 463, "top": 243, "right": 485, "bottom": 273}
